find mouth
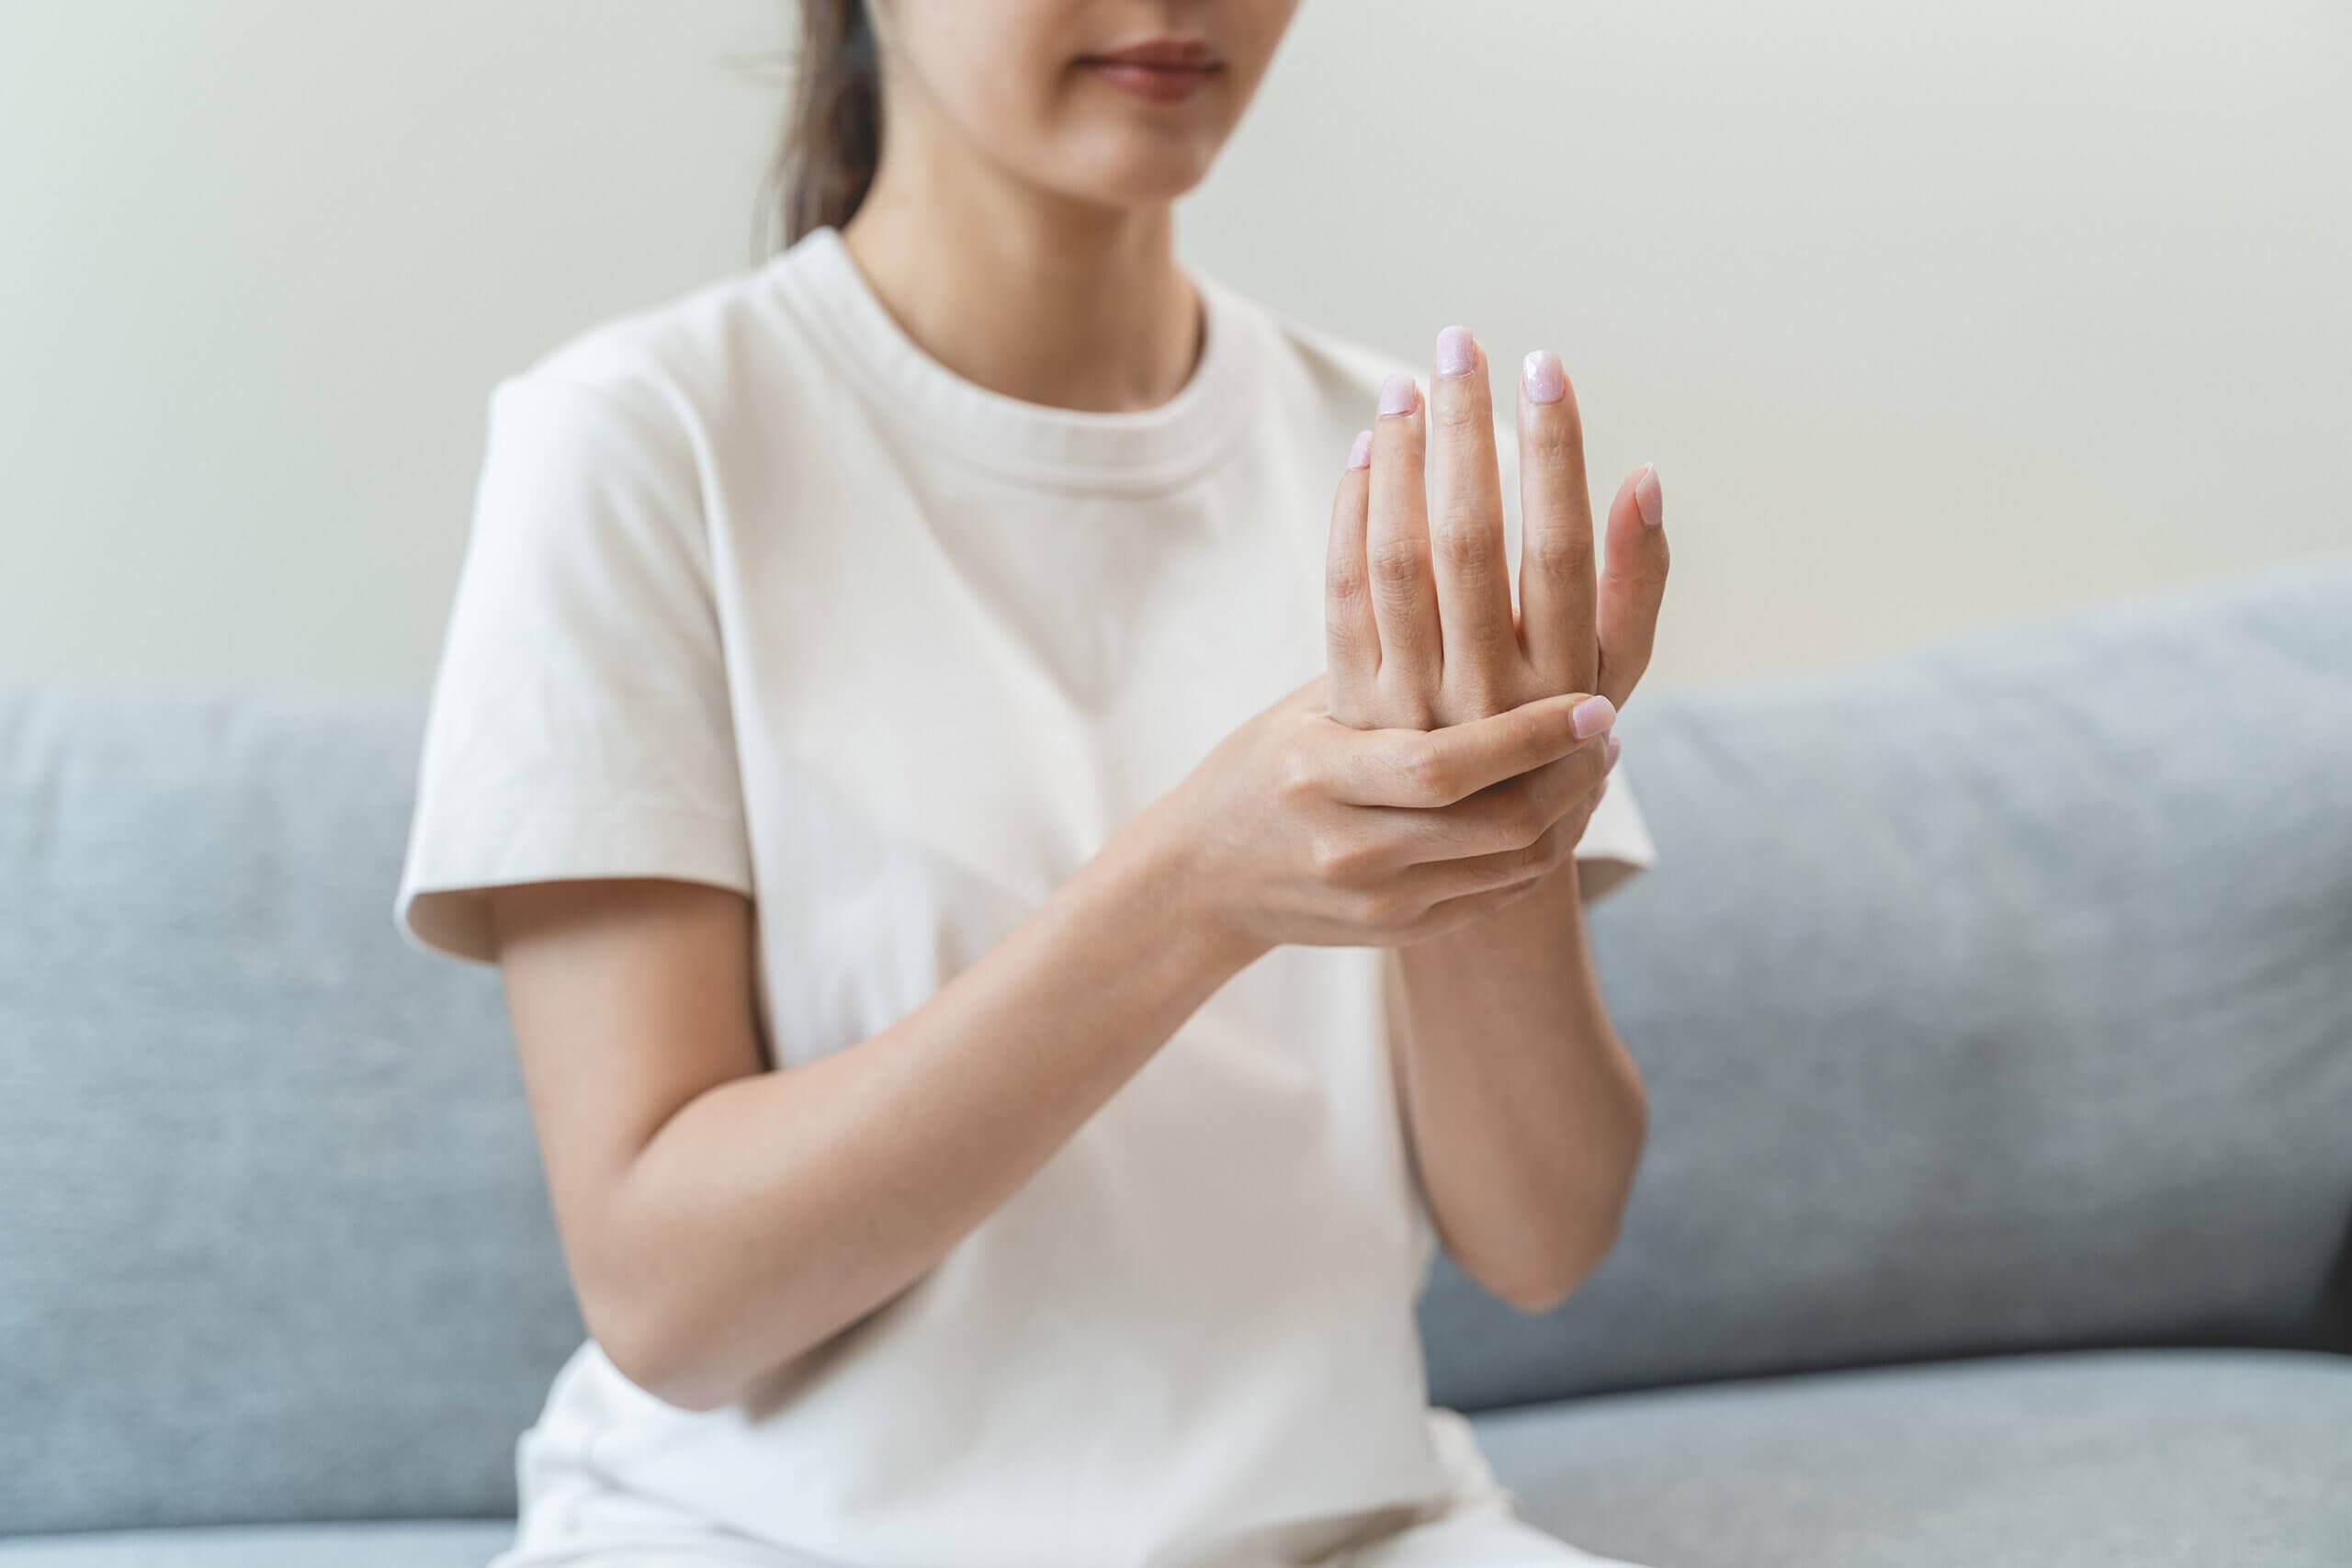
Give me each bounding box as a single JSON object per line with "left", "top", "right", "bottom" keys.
{"left": 1076, "top": 38, "right": 1225, "bottom": 104}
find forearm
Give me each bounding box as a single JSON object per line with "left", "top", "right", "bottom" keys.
{"left": 1390, "top": 857, "right": 1647, "bottom": 1312}
{"left": 604, "top": 807, "right": 1256, "bottom": 1409}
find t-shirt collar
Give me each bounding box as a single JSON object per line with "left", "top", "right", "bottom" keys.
{"left": 775, "top": 226, "right": 1263, "bottom": 494}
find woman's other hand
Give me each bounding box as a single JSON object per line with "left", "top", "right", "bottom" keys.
{"left": 1142, "top": 672, "right": 1618, "bottom": 959}
{"left": 1326, "top": 326, "right": 1670, "bottom": 734}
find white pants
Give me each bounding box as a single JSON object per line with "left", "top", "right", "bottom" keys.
{"left": 486, "top": 1410, "right": 1652, "bottom": 1568}
{"left": 484, "top": 1489, "right": 1652, "bottom": 1568}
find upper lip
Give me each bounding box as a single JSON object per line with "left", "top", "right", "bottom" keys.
{"left": 1081, "top": 38, "right": 1222, "bottom": 70}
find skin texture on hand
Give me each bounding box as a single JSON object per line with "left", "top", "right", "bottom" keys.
{"left": 1343, "top": 326, "right": 1672, "bottom": 1313}
{"left": 1148, "top": 673, "right": 1620, "bottom": 957}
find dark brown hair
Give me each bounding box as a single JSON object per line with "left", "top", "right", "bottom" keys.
{"left": 769, "top": 1, "right": 885, "bottom": 247}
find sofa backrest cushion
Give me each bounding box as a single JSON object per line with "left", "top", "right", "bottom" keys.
{"left": 1419, "top": 558, "right": 2352, "bottom": 1412}
{"left": 0, "top": 695, "right": 581, "bottom": 1535}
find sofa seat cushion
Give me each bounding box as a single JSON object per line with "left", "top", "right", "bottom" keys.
{"left": 0, "top": 1520, "right": 513, "bottom": 1566}
{"left": 1470, "top": 1348, "right": 2351, "bottom": 1568}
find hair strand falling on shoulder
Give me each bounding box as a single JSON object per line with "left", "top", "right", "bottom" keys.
{"left": 767, "top": 0, "right": 883, "bottom": 248}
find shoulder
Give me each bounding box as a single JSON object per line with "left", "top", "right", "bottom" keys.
{"left": 487, "top": 254, "right": 819, "bottom": 463}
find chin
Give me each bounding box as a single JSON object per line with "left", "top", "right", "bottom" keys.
{"left": 1057, "top": 139, "right": 1223, "bottom": 209}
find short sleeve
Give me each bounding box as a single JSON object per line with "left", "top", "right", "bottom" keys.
{"left": 394, "top": 371, "right": 752, "bottom": 964}
{"left": 1576, "top": 765, "right": 1657, "bottom": 887}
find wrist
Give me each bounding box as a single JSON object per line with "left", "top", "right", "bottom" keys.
{"left": 1105, "top": 795, "right": 1272, "bottom": 983}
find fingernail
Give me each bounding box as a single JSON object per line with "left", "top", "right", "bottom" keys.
{"left": 1347, "top": 429, "right": 1372, "bottom": 469}
{"left": 1377, "top": 372, "right": 1419, "bottom": 418}
{"left": 1435, "top": 324, "right": 1476, "bottom": 378}
{"left": 1522, "top": 349, "right": 1566, "bottom": 405}
{"left": 1635, "top": 463, "right": 1665, "bottom": 528}
{"left": 1604, "top": 731, "right": 1623, "bottom": 773}
{"left": 1571, "top": 694, "right": 1616, "bottom": 739}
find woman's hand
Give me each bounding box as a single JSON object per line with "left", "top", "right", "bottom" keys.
{"left": 1328, "top": 326, "right": 1669, "bottom": 734}
{"left": 1143, "top": 671, "right": 1614, "bottom": 958}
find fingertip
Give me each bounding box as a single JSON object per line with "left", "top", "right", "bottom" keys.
{"left": 1435, "top": 325, "right": 1477, "bottom": 379}
{"left": 1521, "top": 349, "right": 1566, "bottom": 406}
{"left": 1570, "top": 693, "right": 1616, "bottom": 740}
{"left": 1347, "top": 429, "right": 1373, "bottom": 470}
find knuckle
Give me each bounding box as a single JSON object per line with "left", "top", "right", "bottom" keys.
{"left": 1524, "top": 525, "right": 1593, "bottom": 578}
{"left": 1530, "top": 401, "right": 1586, "bottom": 458}
{"left": 1397, "top": 742, "right": 1457, "bottom": 804}
{"left": 1368, "top": 536, "right": 1428, "bottom": 595}
{"left": 1275, "top": 747, "right": 1324, "bottom": 805}
{"left": 1326, "top": 557, "right": 1370, "bottom": 608}
{"left": 1532, "top": 818, "right": 1575, "bottom": 873}
{"left": 1430, "top": 514, "right": 1498, "bottom": 574}
{"left": 1504, "top": 841, "right": 1548, "bottom": 884}
{"left": 1356, "top": 890, "right": 1419, "bottom": 934}
{"left": 1494, "top": 787, "right": 1550, "bottom": 850}
{"left": 1310, "top": 833, "right": 1374, "bottom": 888}
{"left": 1430, "top": 397, "right": 1486, "bottom": 439}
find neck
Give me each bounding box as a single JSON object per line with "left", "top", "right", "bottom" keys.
{"left": 839, "top": 119, "right": 1202, "bottom": 414}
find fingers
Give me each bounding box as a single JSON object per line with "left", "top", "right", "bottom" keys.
{"left": 1595, "top": 462, "right": 1670, "bottom": 708}
{"left": 1321, "top": 690, "right": 1616, "bottom": 808}
{"left": 1325, "top": 430, "right": 1378, "bottom": 716}
{"left": 1426, "top": 326, "right": 1516, "bottom": 704}
{"left": 1515, "top": 348, "right": 1600, "bottom": 695}
{"left": 1366, "top": 372, "right": 1442, "bottom": 697}
{"left": 1383, "top": 737, "right": 1611, "bottom": 857}
{"left": 1391, "top": 788, "right": 1594, "bottom": 902}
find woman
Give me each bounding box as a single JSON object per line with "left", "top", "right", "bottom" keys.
{"left": 395, "top": 2, "right": 1673, "bottom": 1564}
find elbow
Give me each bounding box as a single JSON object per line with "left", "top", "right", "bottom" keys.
{"left": 590, "top": 1293, "right": 745, "bottom": 1415}
{"left": 1484, "top": 1103, "right": 1649, "bottom": 1314}
{"left": 581, "top": 1244, "right": 837, "bottom": 1415}
{"left": 1485, "top": 1210, "right": 1625, "bottom": 1315}
{"left": 573, "top": 1242, "right": 752, "bottom": 1415}
{"left": 582, "top": 1282, "right": 716, "bottom": 1412}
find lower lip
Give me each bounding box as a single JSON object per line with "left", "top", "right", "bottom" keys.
{"left": 1081, "top": 61, "right": 1221, "bottom": 104}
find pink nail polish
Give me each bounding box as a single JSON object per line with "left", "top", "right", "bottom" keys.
{"left": 1604, "top": 731, "right": 1623, "bottom": 773}
{"left": 1377, "top": 372, "right": 1418, "bottom": 418}
{"left": 1571, "top": 694, "right": 1615, "bottom": 739}
{"left": 1522, "top": 350, "right": 1566, "bottom": 406}
{"left": 1347, "top": 429, "right": 1372, "bottom": 469}
{"left": 1435, "top": 325, "right": 1476, "bottom": 378}
{"left": 1634, "top": 463, "right": 1664, "bottom": 528}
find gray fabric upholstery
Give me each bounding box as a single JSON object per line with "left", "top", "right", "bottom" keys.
{"left": 1421, "top": 558, "right": 2352, "bottom": 1412}
{"left": 0, "top": 696, "right": 581, "bottom": 1536}
{"left": 1472, "top": 1348, "right": 2352, "bottom": 1568}
{"left": 1, "top": 560, "right": 2346, "bottom": 1551}
{"left": 0, "top": 1522, "right": 512, "bottom": 1567}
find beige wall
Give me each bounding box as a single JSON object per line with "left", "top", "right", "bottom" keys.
{"left": 3, "top": 0, "right": 2346, "bottom": 697}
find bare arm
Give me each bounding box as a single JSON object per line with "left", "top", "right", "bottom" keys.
{"left": 1329, "top": 326, "right": 1672, "bottom": 1313}
{"left": 1389, "top": 860, "right": 1646, "bottom": 1311}
{"left": 489, "top": 819, "right": 1241, "bottom": 1414}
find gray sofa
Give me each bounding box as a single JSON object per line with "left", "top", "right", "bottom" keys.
{"left": 4, "top": 558, "right": 2347, "bottom": 1568}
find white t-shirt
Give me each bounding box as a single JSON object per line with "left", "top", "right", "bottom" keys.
{"left": 395, "top": 226, "right": 1656, "bottom": 1568}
